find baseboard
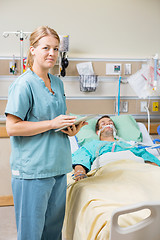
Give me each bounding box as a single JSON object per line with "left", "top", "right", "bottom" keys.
{"left": 0, "top": 195, "right": 14, "bottom": 206}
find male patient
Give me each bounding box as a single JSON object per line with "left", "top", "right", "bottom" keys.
{"left": 72, "top": 115, "right": 160, "bottom": 181}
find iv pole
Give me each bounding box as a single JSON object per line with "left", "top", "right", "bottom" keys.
{"left": 3, "top": 30, "right": 31, "bottom": 74}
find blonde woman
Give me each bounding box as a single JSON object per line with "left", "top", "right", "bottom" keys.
{"left": 5, "top": 26, "right": 85, "bottom": 240}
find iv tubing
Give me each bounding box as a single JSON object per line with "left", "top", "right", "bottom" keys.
{"left": 117, "top": 75, "right": 121, "bottom": 116}
{"left": 154, "top": 54, "right": 158, "bottom": 82}
{"left": 20, "top": 31, "right": 24, "bottom": 74}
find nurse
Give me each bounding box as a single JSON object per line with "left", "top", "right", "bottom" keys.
{"left": 5, "top": 26, "right": 85, "bottom": 240}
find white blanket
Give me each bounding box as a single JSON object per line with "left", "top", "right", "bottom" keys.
{"left": 64, "top": 152, "right": 160, "bottom": 240}
{"left": 91, "top": 150, "right": 144, "bottom": 170}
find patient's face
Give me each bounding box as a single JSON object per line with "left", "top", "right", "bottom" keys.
{"left": 98, "top": 117, "right": 114, "bottom": 130}
{"left": 97, "top": 117, "right": 115, "bottom": 137}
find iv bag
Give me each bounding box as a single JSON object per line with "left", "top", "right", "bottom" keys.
{"left": 59, "top": 35, "right": 69, "bottom": 52}
{"left": 127, "top": 65, "right": 150, "bottom": 98}
{"left": 128, "top": 62, "right": 160, "bottom": 98}
{"left": 76, "top": 62, "right": 94, "bottom": 75}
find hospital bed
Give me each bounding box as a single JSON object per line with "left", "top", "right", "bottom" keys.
{"left": 64, "top": 118, "right": 160, "bottom": 240}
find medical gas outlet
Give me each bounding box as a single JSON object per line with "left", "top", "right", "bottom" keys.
{"left": 106, "top": 63, "right": 121, "bottom": 75}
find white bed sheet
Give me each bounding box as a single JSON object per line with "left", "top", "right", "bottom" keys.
{"left": 69, "top": 136, "right": 79, "bottom": 153}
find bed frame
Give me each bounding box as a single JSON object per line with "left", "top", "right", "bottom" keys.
{"left": 110, "top": 202, "right": 160, "bottom": 240}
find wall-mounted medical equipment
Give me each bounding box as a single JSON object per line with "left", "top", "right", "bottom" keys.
{"left": 59, "top": 35, "right": 69, "bottom": 77}
{"left": 79, "top": 75, "right": 98, "bottom": 92}
{"left": 9, "top": 55, "right": 17, "bottom": 75}
{"left": 3, "top": 30, "right": 31, "bottom": 74}
{"left": 106, "top": 63, "right": 122, "bottom": 75}
{"left": 76, "top": 62, "right": 98, "bottom": 92}
{"left": 23, "top": 57, "right": 27, "bottom": 72}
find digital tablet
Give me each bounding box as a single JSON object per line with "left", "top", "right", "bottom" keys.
{"left": 55, "top": 114, "right": 97, "bottom": 132}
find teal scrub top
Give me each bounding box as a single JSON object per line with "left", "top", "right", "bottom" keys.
{"left": 5, "top": 69, "right": 72, "bottom": 179}
{"left": 72, "top": 140, "right": 160, "bottom": 171}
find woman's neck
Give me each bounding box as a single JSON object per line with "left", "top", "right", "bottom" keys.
{"left": 32, "top": 65, "right": 49, "bottom": 81}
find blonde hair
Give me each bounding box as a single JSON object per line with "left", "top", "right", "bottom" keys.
{"left": 26, "top": 26, "right": 60, "bottom": 70}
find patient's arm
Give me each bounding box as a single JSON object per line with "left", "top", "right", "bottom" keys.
{"left": 145, "top": 161, "right": 159, "bottom": 166}
{"left": 74, "top": 165, "right": 87, "bottom": 181}
{"left": 134, "top": 148, "right": 160, "bottom": 167}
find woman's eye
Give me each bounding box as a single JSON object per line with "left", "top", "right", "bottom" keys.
{"left": 54, "top": 48, "right": 59, "bottom": 52}
{"left": 43, "top": 47, "right": 49, "bottom": 50}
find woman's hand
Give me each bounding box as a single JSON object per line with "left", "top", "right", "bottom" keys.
{"left": 61, "top": 121, "right": 88, "bottom": 136}
{"left": 74, "top": 165, "right": 87, "bottom": 182}
{"left": 51, "top": 115, "right": 77, "bottom": 129}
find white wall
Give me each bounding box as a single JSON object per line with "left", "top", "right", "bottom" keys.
{"left": 0, "top": 0, "right": 160, "bottom": 58}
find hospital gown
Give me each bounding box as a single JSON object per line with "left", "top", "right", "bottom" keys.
{"left": 72, "top": 140, "right": 160, "bottom": 171}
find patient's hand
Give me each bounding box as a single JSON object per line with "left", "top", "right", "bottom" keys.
{"left": 145, "top": 161, "right": 159, "bottom": 166}
{"left": 74, "top": 165, "right": 87, "bottom": 181}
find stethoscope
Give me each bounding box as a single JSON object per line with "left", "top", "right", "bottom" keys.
{"left": 60, "top": 52, "right": 69, "bottom": 77}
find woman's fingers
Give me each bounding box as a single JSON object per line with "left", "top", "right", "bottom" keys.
{"left": 61, "top": 121, "right": 88, "bottom": 136}
{"left": 52, "top": 115, "right": 77, "bottom": 129}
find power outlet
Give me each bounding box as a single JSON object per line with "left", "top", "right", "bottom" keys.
{"left": 115, "top": 101, "right": 128, "bottom": 113}
{"left": 140, "top": 101, "right": 148, "bottom": 112}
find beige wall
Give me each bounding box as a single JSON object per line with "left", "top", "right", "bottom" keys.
{"left": 0, "top": 0, "right": 160, "bottom": 58}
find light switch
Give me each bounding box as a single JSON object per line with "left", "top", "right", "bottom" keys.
{"left": 125, "top": 63, "right": 131, "bottom": 75}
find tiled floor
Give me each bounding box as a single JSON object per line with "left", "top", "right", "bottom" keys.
{"left": 0, "top": 206, "right": 66, "bottom": 240}
{"left": 0, "top": 206, "right": 17, "bottom": 240}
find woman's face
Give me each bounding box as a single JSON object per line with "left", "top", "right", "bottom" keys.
{"left": 30, "top": 35, "right": 59, "bottom": 70}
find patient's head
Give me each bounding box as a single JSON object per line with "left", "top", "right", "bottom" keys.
{"left": 95, "top": 115, "right": 114, "bottom": 131}
{"left": 96, "top": 115, "right": 116, "bottom": 141}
